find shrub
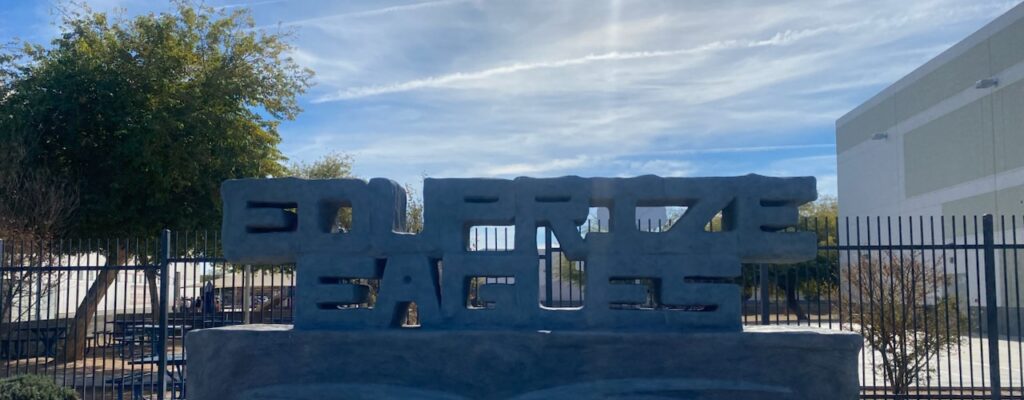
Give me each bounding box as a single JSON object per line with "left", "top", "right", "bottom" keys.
{"left": 836, "top": 252, "right": 965, "bottom": 396}
{"left": 0, "top": 375, "right": 79, "bottom": 400}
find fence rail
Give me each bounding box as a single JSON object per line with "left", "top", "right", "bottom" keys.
{"left": 1, "top": 215, "right": 1023, "bottom": 399}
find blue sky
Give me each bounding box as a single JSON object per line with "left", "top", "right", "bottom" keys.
{"left": 3, "top": 0, "right": 1022, "bottom": 196}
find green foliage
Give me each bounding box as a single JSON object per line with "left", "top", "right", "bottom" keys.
{"left": 284, "top": 152, "right": 355, "bottom": 232}
{"left": 285, "top": 152, "right": 354, "bottom": 179}
{"left": 799, "top": 194, "right": 838, "bottom": 218}
{"left": 792, "top": 195, "right": 841, "bottom": 291}
{"left": 0, "top": 375, "right": 79, "bottom": 400}
{"left": 797, "top": 279, "right": 833, "bottom": 301}
{"left": 0, "top": 43, "right": 22, "bottom": 97}
{"left": 552, "top": 251, "right": 585, "bottom": 286}
{"left": 738, "top": 196, "right": 839, "bottom": 320}
{"left": 283, "top": 153, "right": 424, "bottom": 233}
{"left": 404, "top": 183, "right": 424, "bottom": 234}
{"left": 800, "top": 195, "right": 838, "bottom": 246}
{"left": 0, "top": 1, "right": 313, "bottom": 237}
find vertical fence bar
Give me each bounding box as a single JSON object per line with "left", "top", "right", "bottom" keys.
{"left": 0, "top": 239, "right": 4, "bottom": 381}
{"left": 1013, "top": 216, "right": 1024, "bottom": 396}
{"left": 928, "top": 216, "right": 942, "bottom": 391}
{"left": 0, "top": 239, "right": 4, "bottom": 326}
{"left": 999, "top": 215, "right": 1013, "bottom": 391}
{"left": 544, "top": 228, "right": 553, "bottom": 308}
{"left": 983, "top": 215, "right": 1002, "bottom": 400}
{"left": 759, "top": 264, "right": 770, "bottom": 325}
{"left": 157, "top": 230, "right": 171, "bottom": 400}
{"left": 243, "top": 265, "right": 252, "bottom": 325}
{"left": 971, "top": 216, "right": 982, "bottom": 389}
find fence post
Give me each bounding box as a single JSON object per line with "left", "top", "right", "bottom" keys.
{"left": 157, "top": 229, "right": 171, "bottom": 400}
{"left": 982, "top": 215, "right": 1001, "bottom": 400}
{"left": 760, "top": 264, "right": 770, "bottom": 325}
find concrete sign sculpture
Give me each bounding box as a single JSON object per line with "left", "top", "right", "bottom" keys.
{"left": 188, "top": 174, "right": 862, "bottom": 400}
{"left": 221, "top": 174, "right": 816, "bottom": 331}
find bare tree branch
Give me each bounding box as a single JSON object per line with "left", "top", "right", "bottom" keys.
{"left": 837, "top": 251, "right": 966, "bottom": 395}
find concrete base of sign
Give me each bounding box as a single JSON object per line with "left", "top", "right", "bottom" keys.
{"left": 185, "top": 325, "right": 862, "bottom": 400}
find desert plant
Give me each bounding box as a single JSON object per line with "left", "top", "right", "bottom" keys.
{"left": 836, "top": 252, "right": 965, "bottom": 396}
{"left": 0, "top": 375, "right": 79, "bottom": 400}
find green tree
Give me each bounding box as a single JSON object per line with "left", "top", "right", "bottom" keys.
{"left": 0, "top": 1, "right": 312, "bottom": 360}
{"left": 285, "top": 152, "right": 354, "bottom": 180}
{"left": 1, "top": 3, "right": 310, "bottom": 236}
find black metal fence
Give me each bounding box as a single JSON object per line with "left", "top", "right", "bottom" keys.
{"left": 1, "top": 215, "right": 1023, "bottom": 399}
{"left": 0, "top": 232, "right": 297, "bottom": 399}
{"left": 741, "top": 215, "right": 1024, "bottom": 400}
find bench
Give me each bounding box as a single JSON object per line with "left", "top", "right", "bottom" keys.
{"left": 106, "top": 371, "right": 185, "bottom": 400}
{"left": 105, "top": 372, "right": 154, "bottom": 400}
{"left": 0, "top": 331, "right": 41, "bottom": 360}
{"left": 0, "top": 338, "right": 31, "bottom": 359}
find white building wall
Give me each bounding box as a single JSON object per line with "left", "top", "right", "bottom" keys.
{"left": 837, "top": 3, "right": 1024, "bottom": 308}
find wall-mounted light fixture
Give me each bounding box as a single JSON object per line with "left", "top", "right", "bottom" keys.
{"left": 871, "top": 132, "right": 888, "bottom": 141}
{"left": 975, "top": 77, "right": 999, "bottom": 89}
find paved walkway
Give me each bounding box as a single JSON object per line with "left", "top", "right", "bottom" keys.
{"left": 858, "top": 335, "right": 1024, "bottom": 389}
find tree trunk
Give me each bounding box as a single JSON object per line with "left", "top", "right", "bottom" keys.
{"left": 145, "top": 270, "right": 160, "bottom": 323}
{"left": 0, "top": 297, "right": 10, "bottom": 324}
{"left": 1, "top": 283, "right": 12, "bottom": 324}
{"left": 783, "top": 271, "right": 809, "bottom": 321}
{"left": 58, "top": 245, "right": 126, "bottom": 362}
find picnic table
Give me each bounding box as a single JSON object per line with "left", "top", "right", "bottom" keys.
{"left": 110, "top": 320, "right": 154, "bottom": 333}
{"left": 110, "top": 321, "right": 150, "bottom": 358}
{"left": 127, "top": 324, "right": 191, "bottom": 337}
{"left": 105, "top": 371, "right": 151, "bottom": 400}
{"left": 26, "top": 325, "right": 68, "bottom": 358}
{"left": 111, "top": 323, "right": 191, "bottom": 358}
{"left": 0, "top": 335, "right": 29, "bottom": 359}
{"left": 130, "top": 324, "right": 191, "bottom": 348}
{"left": 1, "top": 322, "right": 68, "bottom": 359}
{"left": 129, "top": 353, "right": 187, "bottom": 399}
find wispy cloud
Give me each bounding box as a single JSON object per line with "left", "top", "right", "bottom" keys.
{"left": 273, "top": 0, "right": 474, "bottom": 28}
{"left": 633, "top": 144, "right": 836, "bottom": 157}
{"left": 480, "top": 155, "right": 595, "bottom": 176}
{"left": 617, "top": 159, "right": 696, "bottom": 178}
{"left": 25, "top": 0, "right": 1016, "bottom": 194}
{"left": 250, "top": 0, "right": 1024, "bottom": 195}
{"left": 216, "top": 0, "right": 290, "bottom": 10}
{"left": 316, "top": 27, "right": 837, "bottom": 102}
